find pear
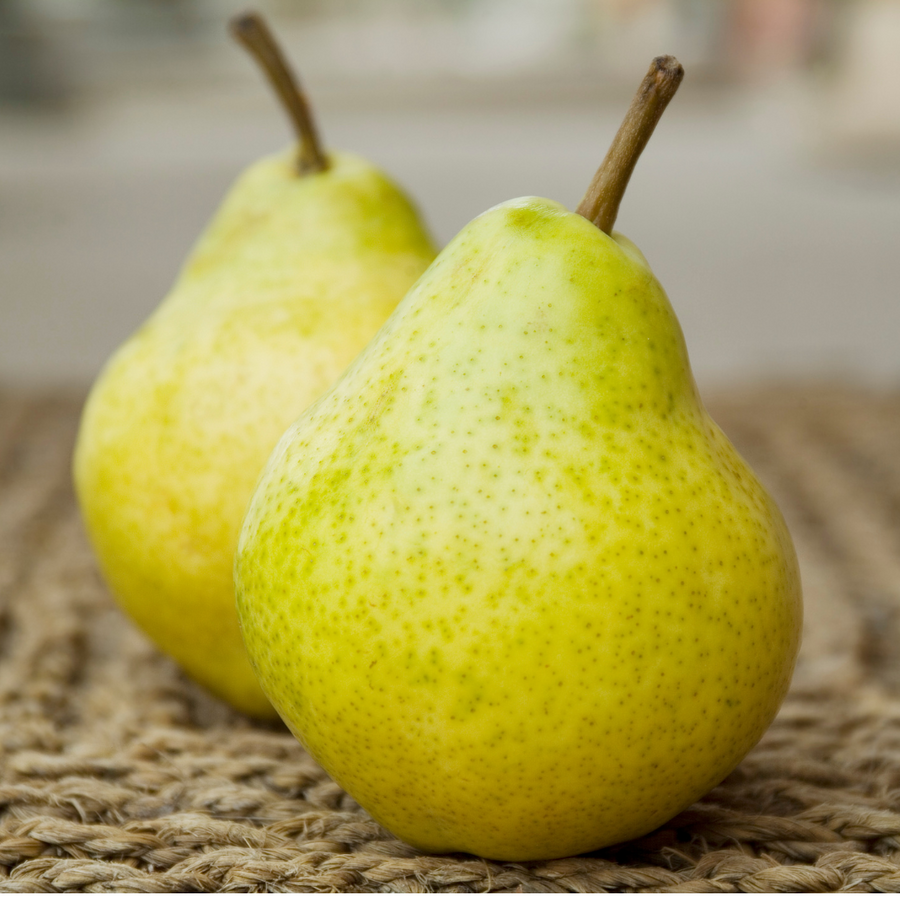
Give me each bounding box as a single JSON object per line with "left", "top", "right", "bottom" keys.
{"left": 235, "top": 57, "right": 802, "bottom": 857}
{"left": 73, "top": 12, "right": 437, "bottom": 718}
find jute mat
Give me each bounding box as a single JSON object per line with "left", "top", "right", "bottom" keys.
{"left": 2, "top": 384, "right": 900, "bottom": 892}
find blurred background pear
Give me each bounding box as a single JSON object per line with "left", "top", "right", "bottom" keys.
{"left": 72, "top": 12, "right": 437, "bottom": 717}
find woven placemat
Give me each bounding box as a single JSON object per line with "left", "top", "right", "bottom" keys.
{"left": 2, "top": 384, "right": 900, "bottom": 892}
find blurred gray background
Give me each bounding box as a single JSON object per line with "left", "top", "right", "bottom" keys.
{"left": 1, "top": 0, "right": 899, "bottom": 393}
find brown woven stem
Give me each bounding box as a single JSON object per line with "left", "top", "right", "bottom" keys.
{"left": 576, "top": 55, "right": 683, "bottom": 234}
{"left": 229, "top": 11, "right": 327, "bottom": 174}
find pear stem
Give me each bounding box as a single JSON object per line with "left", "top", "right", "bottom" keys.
{"left": 229, "top": 11, "right": 328, "bottom": 175}
{"left": 576, "top": 56, "right": 684, "bottom": 235}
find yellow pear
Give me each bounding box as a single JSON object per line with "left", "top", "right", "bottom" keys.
{"left": 73, "top": 13, "right": 437, "bottom": 718}
{"left": 235, "top": 57, "right": 801, "bottom": 855}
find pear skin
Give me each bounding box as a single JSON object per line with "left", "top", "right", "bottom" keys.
{"left": 74, "top": 150, "right": 437, "bottom": 717}
{"left": 235, "top": 197, "right": 802, "bottom": 856}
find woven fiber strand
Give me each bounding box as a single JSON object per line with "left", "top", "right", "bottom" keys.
{"left": 2, "top": 385, "right": 900, "bottom": 893}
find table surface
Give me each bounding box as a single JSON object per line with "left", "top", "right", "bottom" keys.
{"left": 1, "top": 384, "right": 900, "bottom": 891}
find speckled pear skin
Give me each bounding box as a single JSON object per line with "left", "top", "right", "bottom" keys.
{"left": 73, "top": 149, "right": 437, "bottom": 718}
{"left": 235, "top": 197, "right": 802, "bottom": 858}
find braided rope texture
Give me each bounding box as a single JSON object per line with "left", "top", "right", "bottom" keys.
{"left": 1, "top": 385, "right": 900, "bottom": 892}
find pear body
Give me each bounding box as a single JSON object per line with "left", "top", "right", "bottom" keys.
{"left": 235, "top": 198, "right": 801, "bottom": 854}
{"left": 74, "top": 150, "right": 437, "bottom": 718}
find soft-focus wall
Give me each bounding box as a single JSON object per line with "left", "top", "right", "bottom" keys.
{"left": 1, "top": 0, "right": 899, "bottom": 392}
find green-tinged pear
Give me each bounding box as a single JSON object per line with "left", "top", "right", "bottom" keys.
{"left": 73, "top": 12, "right": 437, "bottom": 718}
{"left": 236, "top": 57, "right": 801, "bottom": 856}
